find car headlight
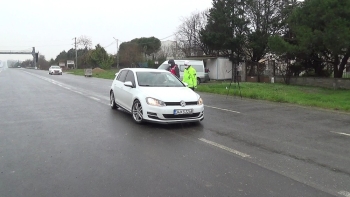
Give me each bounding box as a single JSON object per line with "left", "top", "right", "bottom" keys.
{"left": 146, "top": 97, "right": 166, "bottom": 107}
{"left": 198, "top": 97, "right": 203, "bottom": 105}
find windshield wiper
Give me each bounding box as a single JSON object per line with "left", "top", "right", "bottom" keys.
{"left": 139, "top": 84, "right": 151, "bottom": 86}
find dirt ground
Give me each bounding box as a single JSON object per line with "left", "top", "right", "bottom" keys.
{"left": 92, "top": 67, "right": 106, "bottom": 73}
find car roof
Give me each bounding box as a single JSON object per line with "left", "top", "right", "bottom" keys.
{"left": 120, "top": 68, "right": 167, "bottom": 73}
{"left": 161, "top": 60, "right": 203, "bottom": 64}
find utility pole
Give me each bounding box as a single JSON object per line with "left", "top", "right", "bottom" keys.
{"left": 73, "top": 37, "right": 77, "bottom": 69}
{"left": 32, "top": 47, "right": 36, "bottom": 69}
{"left": 175, "top": 41, "right": 177, "bottom": 59}
{"left": 113, "top": 37, "right": 119, "bottom": 68}
{"left": 75, "top": 37, "right": 77, "bottom": 69}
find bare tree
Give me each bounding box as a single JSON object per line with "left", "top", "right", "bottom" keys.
{"left": 77, "top": 35, "right": 92, "bottom": 49}
{"left": 175, "top": 10, "right": 210, "bottom": 57}
{"left": 155, "top": 40, "right": 185, "bottom": 60}
{"left": 155, "top": 41, "right": 174, "bottom": 60}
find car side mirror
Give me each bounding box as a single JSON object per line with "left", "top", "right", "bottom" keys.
{"left": 124, "top": 81, "right": 134, "bottom": 88}
{"left": 115, "top": 72, "right": 119, "bottom": 76}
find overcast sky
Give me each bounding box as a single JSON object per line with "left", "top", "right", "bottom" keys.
{"left": 0, "top": 0, "right": 213, "bottom": 62}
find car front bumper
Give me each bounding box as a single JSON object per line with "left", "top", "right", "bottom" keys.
{"left": 50, "top": 70, "right": 62, "bottom": 74}
{"left": 143, "top": 104, "right": 204, "bottom": 124}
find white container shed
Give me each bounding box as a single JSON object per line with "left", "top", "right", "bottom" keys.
{"left": 205, "top": 57, "right": 232, "bottom": 80}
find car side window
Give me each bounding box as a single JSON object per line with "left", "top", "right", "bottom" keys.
{"left": 117, "top": 70, "right": 128, "bottom": 82}
{"left": 124, "top": 71, "right": 135, "bottom": 86}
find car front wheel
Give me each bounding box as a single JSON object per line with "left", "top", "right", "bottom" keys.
{"left": 132, "top": 100, "right": 143, "bottom": 124}
{"left": 110, "top": 91, "right": 118, "bottom": 109}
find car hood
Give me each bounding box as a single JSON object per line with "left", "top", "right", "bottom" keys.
{"left": 139, "top": 87, "right": 200, "bottom": 102}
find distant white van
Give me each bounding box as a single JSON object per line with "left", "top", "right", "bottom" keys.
{"left": 157, "top": 60, "right": 207, "bottom": 84}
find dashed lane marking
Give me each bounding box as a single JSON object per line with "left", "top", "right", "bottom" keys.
{"left": 89, "top": 96, "right": 100, "bottom": 101}
{"left": 205, "top": 105, "right": 241, "bottom": 114}
{"left": 339, "top": 191, "right": 350, "bottom": 197}
{"left": 199, "top": 138, "right": 251, "bottom": 158}
{"left": 330, "top": 131, "right": 350, "bottom": 137}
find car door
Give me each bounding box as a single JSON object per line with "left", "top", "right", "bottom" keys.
{"left": 120, "top": 70, "right": 136, "bottom": 111}
{"left": 113, "top": 70, "right": 128, "bottom": 107}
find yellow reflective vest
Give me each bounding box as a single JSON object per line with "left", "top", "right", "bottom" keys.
{"left": 182, "top": 66, "right": 197, "bottom": 88}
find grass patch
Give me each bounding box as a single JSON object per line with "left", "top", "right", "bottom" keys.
{"left": 67, "top": 69, "right": 350, "bottom": 112}
{"left": 66, "top": 68, "right": 118, "bottom": 79}
{"left": 196, "top": 82, "right": 350, "bottom": 112}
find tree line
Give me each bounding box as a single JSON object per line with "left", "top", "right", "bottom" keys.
{"left": 175, "top": 0, "right": 350, "bottom": 79}
{"left": 18, "top": 0, "right": 350, "bottom": 79}
{"left": 19, "top": 36, "right": 162, "bottom": 70}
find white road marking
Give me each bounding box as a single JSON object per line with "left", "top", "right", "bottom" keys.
{"left": 339, "top": 191, "right": 350, "bottom": 197}
{"left": 205, "top": 105, "right": 241, "bottom": 114}
{"left": 89, "top": 96, "right": 100, "bottom": 101}
{"left": 199, "top": 138, "right": 251, "bottom": 158}
{"left": 74, "top": 91, "right": 83, "bottom": 94}
{"left": 330, "top": 131, "right": 350, "bottom": 137}
{"left": 64, "top": 87, "right": 71, "bottom": 90}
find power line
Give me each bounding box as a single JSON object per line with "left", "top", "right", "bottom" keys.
{"left": 160, "top": 34, "right": 175, "bottom": 40}
{"left": 103, "top": 41, "right": 115, "bottom": 48}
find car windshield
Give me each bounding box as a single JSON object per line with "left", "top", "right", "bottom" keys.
{"left": 51, "top": 66, "right": 60, "bottom": 69}
{"left": 136, "top": 72, "right": 184, "bottom": 87}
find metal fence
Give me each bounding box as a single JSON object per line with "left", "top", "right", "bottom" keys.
{"left": 343, "top": 72, "right": 350, "bottom": 79}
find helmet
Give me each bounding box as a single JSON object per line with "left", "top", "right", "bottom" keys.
{"left": 168, "top": 59, "right": 175, "bottom": 65}
{"left": 184, "top": 60, "right": 189, "bottom": 65}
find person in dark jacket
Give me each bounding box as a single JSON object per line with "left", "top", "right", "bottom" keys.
{"left": 168, "top": 59, "right": 180, "bottom": 78}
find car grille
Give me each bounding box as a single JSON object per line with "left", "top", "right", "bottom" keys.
{"left": 163, "top": 113, "right": 200, "bottom": 119}
{"left": 164, "top": 101, "right": 197, "bottom": 106}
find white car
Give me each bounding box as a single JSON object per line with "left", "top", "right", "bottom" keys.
{"left": 49, "top": 65, "right": 62, "bottom": 75}
{"left": 109, "top": 68, "right": 204, "bottom": 124}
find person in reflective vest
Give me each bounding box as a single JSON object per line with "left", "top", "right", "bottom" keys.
{"left": 182, "top": 60, "right": 197, "bottom": 90}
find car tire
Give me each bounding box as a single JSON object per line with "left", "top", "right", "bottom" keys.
{"left": 132, "top": 100, "right": 143, "bottom": 124}
{"left": 197, "top": 77, "right": 201, "bottom": 85}
{"left": 110, "top": 91, "right": 118, "bottom": 109}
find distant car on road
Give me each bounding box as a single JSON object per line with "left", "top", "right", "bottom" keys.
{"left": 49, "top": 65, "right": 62, "bottom": 75}
{"left": 109, "top": 68, "right": 204, "bottom": 124}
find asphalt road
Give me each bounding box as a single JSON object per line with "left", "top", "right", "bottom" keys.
{"left": 0, "top": 68, "right": 349, "bottom": 197}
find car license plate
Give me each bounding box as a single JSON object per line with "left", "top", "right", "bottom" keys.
{"left": 174, "top": 109, "right": 193, "bottom": 115}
